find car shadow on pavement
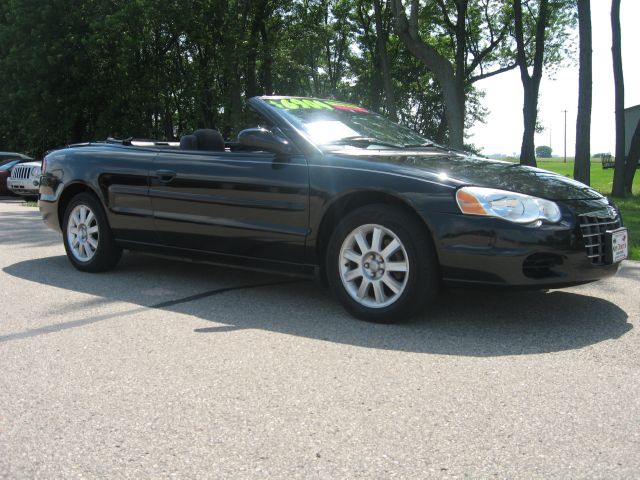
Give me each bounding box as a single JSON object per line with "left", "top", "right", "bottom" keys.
{"left": 2, "top": 254, "right": 633, "bottom": 356}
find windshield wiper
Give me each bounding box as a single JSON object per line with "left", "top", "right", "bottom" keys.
{"left": 403, "top": 142, "right": 440, "bottom": 148}
{"left": 403, "top": 142, "right": 473, "bottom": 155}
{"left": 325, "top": 136, "right": 403, "bottom": 149}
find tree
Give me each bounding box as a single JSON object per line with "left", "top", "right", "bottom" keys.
{"left": 611, "top": 0, "right": 625, "bottom": 196}
{"left": 390, "top": 0, "right": 516, "bottom": 149}
{"left": 512, "top": 0, "right": 574, "bottom": 167}
{"left": 373, "top": 0, "right": 398, "bottom": 121}
{"left": 610, "top": 0, "right": 636, "bottom": 196}
{"left": 536, "top": 145, "right": 552, "bottom": 157}
{"left": 574, "top": 0, "right": 592, "bottom": 185}
{"left": 0, "top": 0, "right": 574, "bottom": 160}
{"left": 512, "top": 0, "right": 547, "bottom": 167}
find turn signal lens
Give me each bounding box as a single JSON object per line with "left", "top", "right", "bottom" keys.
{"left": 456, "top": 189, "right": 487, "bottom": 215}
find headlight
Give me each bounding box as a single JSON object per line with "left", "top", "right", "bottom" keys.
{"left": 456, "top": 186, "right": 562, "bottom": 224}
{"left": 31, "top": 166, "right": 41, "bottom": 177}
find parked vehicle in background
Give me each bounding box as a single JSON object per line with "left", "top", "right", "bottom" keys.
{"left": 0, "top": 152, "right": 31, "bottom": 163}
{"left": 1, "top": 160, "right": 30, "bottom": 195}
{"left": 0, "top": 153, "right": 32, "bottom": 195}
{"left": 7, "top": 160, "right": 42, "bottom": 198}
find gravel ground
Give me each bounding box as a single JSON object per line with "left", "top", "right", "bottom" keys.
{"left": 0, "top": 199, "right": 638, "bottom": 479}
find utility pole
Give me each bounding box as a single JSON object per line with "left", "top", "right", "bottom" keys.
{"left": 562, "top": 109, "right": 568, "bottom": 163}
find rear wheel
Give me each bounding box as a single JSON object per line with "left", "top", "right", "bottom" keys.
{"left": 62, "top": 193, "right": 122, "bottom": 272}
{"left": 326, "top": 204, "right": 439, "bottom": 323}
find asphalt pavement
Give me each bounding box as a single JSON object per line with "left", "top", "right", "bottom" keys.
{"left": 0, "top": 198, "right": 639, "bottom": 479}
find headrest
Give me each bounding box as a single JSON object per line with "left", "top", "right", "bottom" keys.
{"left": 179, "top": 135, "right": 198, "bottom": 150}
{"left": 179, "top": 130, "right": 225, "bottom": 151}
{"left": 193, "top": 129, "right": 225, "bottom": 151}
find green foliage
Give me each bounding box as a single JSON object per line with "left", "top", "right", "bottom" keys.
{"left": 536, "top": 145, "right": 553, "bottom": 157}
{"left": 511, "top": 0, "right": 577, "bottom": 73}
{"left": 0, "top": 0, "right": 568, "bottom": 156}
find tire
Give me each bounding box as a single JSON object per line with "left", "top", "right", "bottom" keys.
{"left": 326, "top": 204, "right": 439, "bottom": 323}
{"left": 62, "top": 192, "right": 122, "bottom": 272}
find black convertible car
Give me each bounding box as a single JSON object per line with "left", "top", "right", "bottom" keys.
{"left": 39, "top": 96, "right": 628, "bottom": 322}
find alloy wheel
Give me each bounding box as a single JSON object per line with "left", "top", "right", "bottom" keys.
{"left": 338, "top": 223, "right": 410, "bottom": 308}
{"left": 67, "top": 204, "right": 99, "bottom": 262}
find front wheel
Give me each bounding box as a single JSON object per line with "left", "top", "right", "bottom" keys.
{"left": 326, "top": 204, "right": 439, "bottom": 323}
{"left": 62, "top": 192, "right": 122, "bottom": 272}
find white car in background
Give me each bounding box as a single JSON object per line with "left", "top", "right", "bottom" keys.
{"left": 7, "top": 160, "right": 42, "bottom": 198}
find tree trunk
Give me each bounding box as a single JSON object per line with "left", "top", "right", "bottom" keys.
{"left": 196, "top": 48, "right": 215, "bottom": 129}
{"left": 355, "top": 3, "right": 380, "bottom": 111}
{"left": 259, "top": 19, "right": 273, "bottom": 95}
{"left": 245, "top": 15, "right": 260, "bottom": 98}
{"left": 611, "top": 0, "right": 626, "bottom": 197}
{"left": 373, "top": 0, "right": 397, "bottom": 121}
{"left": 451, "top": 0, "right": 468, "bottom": 150}
{"left": 225, "top": 0, "right": 249, "bottom": 135}
{"left": 441, "top": 81, "right": 465, "bottom": 150}
{"left": 574, "top": 0, "right": 592, "bottom": 185}
{"left": 513, "top": 0, "right": 548, "bottom": 168}
{"left": 163, "top": 94, "right": 174, "bottom": 140}
{"left": 369, "top": 55, "right": 383, "bottom": 113}
{"left": 520, "top": 81, "right": 539, "bottom": 166}
{"left": 390, "top": 0, "right": 464, "bottom": 150}
{"left": 435, "top": 109, "right": 448, "bottom": 144}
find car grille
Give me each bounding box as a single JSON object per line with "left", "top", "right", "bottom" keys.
{"left": 578, "top": 210, "right": 621, "bottom": 265}
{"left": 11, "top": 165, "right": 31, "bottom": 180}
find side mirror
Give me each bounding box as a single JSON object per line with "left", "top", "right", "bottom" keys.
{"left": 238, "top": 128, "right": 293, "bottom": 155}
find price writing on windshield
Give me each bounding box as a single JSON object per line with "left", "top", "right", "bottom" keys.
{"left": 267, "top": 98, "right": 369, "bottom": 113}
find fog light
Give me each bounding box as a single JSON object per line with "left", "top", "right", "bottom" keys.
{"left": 522, "top": 253, "right": 564, "bottom": 279}
{"left": 33, "top": 180, "right": 39, "bottom": 187}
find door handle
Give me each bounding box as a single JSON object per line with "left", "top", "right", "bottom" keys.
{"left": 156, "top": 170, "right": 176, "bottom": 184}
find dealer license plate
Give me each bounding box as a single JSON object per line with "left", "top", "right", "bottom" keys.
{"left": 607, "top": 228, "right": 628, "bottom": 263}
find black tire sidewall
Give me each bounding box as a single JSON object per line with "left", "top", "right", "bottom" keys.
{"left": 326, "top": 204, "right": 439, "bottom": 323}
{"left": 62, "top": 192, "right": 121, "bottom": 272}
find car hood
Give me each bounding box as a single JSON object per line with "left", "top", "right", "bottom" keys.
{"left": 13, "top": 161, "right": 41, "bottom": 168}
{"left": 337, "top": 150, "right": 604, "bottom": 201}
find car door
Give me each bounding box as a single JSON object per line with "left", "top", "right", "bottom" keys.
{"left": 149, "top": 149, "right": 310, "bottom": 263}
{"left": 97, "top": 148, "right": 157, "bottom": 244}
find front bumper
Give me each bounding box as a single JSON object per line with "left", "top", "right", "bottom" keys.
{"left": 7, "top": 178, "right": 39, "bottom": 196}
{"left": 431, "top": 199, "right": 623, "bottom": 289}
{"left": 39, "top": 193, "right": 62, "bottom": 233}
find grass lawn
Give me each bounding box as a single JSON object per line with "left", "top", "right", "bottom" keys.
{"left": 533, "top": 158, "right": 639, "bottom": 261}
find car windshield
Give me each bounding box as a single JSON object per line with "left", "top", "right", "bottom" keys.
{"left": 0, "top": 160, "right": 20, "bottom": 171}
{"left": 263, "top": 97, "right": 439, "bottom": 150}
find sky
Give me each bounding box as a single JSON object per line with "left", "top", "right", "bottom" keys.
{"left": 468, "top": 1, "right": 640, "bottom": 157}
